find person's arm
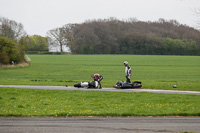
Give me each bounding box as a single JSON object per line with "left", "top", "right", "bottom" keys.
{"left": 98, "top": 75, "right": 103, "bottom": 81}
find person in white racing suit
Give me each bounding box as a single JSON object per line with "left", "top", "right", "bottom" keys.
{"left": 123, "top": 61, "right": 131, "bottom": 83}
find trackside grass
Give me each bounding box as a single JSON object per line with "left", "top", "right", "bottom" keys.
{"left": 0, "top": 55, "right": 200, "bottom": 91}
{"left": 0, "top": 88, "right": 200, "bottom": 117}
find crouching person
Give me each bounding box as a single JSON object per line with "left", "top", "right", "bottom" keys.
{"left": 91, "top": 74, "right": 103, "bottom": 89}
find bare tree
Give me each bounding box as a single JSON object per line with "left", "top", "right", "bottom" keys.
{"left": 46, "top": 24, "right": 76, "bottom": 52}
{"left": 62, "top": 24, "right": 79, "bottom": 52}
{"left": 0, "top": 17, "right": 27, "bottom": 40}
{"left": 62, "top": 24, "right": 75, "bottom": 44}
{"left": 46, "top": 27, "right": 67, "bottom": 52}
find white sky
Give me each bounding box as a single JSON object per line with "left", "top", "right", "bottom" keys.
{"left": 0, "top": 0, "right": 199, "bottom": 36}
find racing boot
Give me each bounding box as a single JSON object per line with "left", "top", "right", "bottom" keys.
{"left": 99, "top": 84, "right": 102, "bottom": 89}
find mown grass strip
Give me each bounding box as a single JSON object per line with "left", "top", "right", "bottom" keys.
{"left": 0, "top": 88, "right": 199, "bottom": 117}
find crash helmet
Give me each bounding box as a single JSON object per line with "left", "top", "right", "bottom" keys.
{"left": 123, "top": 61, "right": 128, "bottom": 65}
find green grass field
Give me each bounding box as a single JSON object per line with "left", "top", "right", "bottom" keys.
{"left": 1, "top": 88, "right": 200, "bottom": 117}
{"left": 1, "top": 55, "right": 200, "bottom": 117}
{"left": 0, "top": 55, "right": 200, "bottom": 91}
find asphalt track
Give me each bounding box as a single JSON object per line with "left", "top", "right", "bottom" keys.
{"left": 0, "top": 85, "right": 200, "bottom": 95}
{"left": 0, "top": 117, "right": 200, "bottom": 133}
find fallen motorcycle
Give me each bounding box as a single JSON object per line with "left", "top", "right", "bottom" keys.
{"left": 74, "top": 81, "right": 99, "bottom": 89}
{"left": 113, "top": 81, "right": 142, "bottom": 89}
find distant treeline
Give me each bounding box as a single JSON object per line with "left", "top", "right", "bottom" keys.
{"left": 57, "top": 18, "right": 200, "bottom": 55}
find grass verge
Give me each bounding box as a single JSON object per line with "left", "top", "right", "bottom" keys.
{"left": 0, "top": 88, "right": 200, "bottom": 117}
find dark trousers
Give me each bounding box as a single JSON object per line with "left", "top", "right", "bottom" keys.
{"left": 126, "top": 76, "right": 131, "bottom": 83}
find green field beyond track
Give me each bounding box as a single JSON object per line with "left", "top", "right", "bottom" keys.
{"left": 0, "top": 55, "right": 200, "bottom": 91}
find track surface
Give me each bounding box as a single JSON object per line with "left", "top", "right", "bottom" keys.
{"left": 0, "top": 85, "right": 200, "bottom": 95}
{"left": 0, "top": 117, "right": 200, "bottom": 133}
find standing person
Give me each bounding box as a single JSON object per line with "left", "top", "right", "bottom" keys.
{"left": 123, "top": 61, "right": 131, "bottom": 83}
{"left": 91, "top": 74, "right": 103, "bottom": 89}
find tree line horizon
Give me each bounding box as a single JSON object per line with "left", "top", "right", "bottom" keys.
{"left": 1, "top": 17, "right": 200, "bottom": 64}
{"left": 47, "top": 18, "right": 200, "bottom": 55}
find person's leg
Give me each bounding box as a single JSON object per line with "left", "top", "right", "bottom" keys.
{"left": 98, "top": 82, "right": 102, "bottom": 89}
{"left": 126, "top": 76, "right": 131, "bottom": 83}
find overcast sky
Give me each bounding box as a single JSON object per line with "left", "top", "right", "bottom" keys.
{"left": 0, "top": 0, "right": 199, "bottom": 36}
